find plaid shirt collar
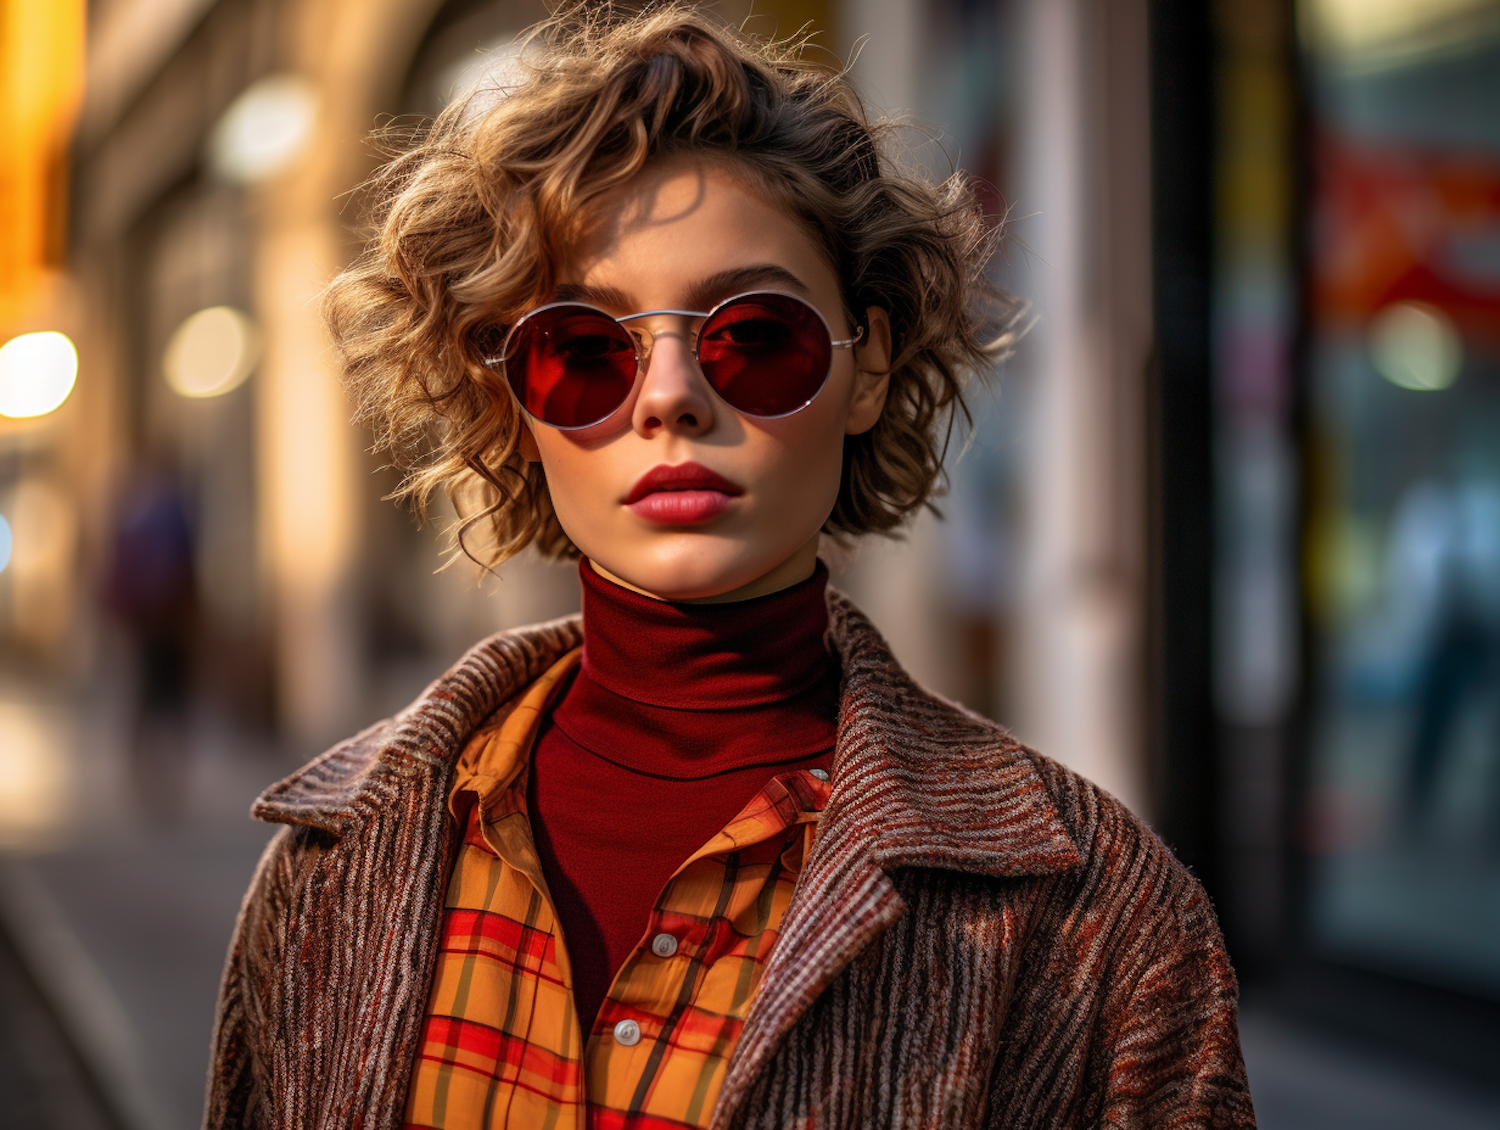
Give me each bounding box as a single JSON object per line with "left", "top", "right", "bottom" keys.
{"left": 446, "top": 646, "right": 831, "bottom": 859}
{"left": 256, "top": 592, "right": 1079, "bottom": 884}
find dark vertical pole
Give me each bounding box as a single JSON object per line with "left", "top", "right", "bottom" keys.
{"left": 1147, "top": 0, "right": 1218, "bottom": 889}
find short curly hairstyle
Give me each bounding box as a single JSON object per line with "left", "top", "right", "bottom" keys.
{"left": 324, "top": 1, "right": 1019, "bottom": 568}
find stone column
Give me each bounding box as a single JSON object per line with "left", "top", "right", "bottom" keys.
{"left": 1010, "top": 0, "right": 1152, "bottom": 815}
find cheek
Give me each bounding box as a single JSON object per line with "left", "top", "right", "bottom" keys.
{"left": 534, "top": 435, "right": 614, "bottom": 536}
{"left": 755, "top": 407, "right": 848, "bottom": 515}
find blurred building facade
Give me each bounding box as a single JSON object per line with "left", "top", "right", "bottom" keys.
{"left": 1, "top": 0, "right": 1498, "bottom": 1119}
{"left": 1286, "top": 0, "right": 1500, "bottom": 1074}
{"left": 13, "top": 0, "right": 1158, "bottom": 803}
{"left": 1181, "top": 0, "right": 1500, "bottom": 1083}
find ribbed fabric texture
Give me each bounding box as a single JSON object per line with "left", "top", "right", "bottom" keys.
{"left": 528, "top": 560, "right": 837, "bottom": 1034}
{"left": 207, "top": 592, "right": 1256, "bottom": 1130}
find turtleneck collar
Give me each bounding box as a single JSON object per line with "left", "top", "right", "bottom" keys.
{"left": 578, "top": 557, "right": 834, "bottom": 711}
{"left": 546, "top": 559, "right": 839, "bottom": 779}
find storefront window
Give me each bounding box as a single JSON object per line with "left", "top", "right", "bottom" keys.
{"left": 1300, "top": 1, "right": 1500, "bottom": 997}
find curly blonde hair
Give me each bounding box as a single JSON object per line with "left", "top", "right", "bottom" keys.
{"left": 324, "top": 1, "right": 1019, "bottom": 567}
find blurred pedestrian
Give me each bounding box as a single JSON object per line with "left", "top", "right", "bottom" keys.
{"left": 1400, "top": 474, "right": 1500, "bottom": 840}
{"left": 102, "top": 457, "right": 199, "bottom": 821}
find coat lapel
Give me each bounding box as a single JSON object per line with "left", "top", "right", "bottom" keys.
{"left": 712, "top": 594, "right": 1081, "bottom": 1129}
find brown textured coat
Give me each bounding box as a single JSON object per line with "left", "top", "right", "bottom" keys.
{"left": 205, "top": 593, "right": 1256, "bottom": 1129}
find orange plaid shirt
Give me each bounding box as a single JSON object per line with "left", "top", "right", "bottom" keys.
{"left": 403, "top": 649, "right": 831, "bottom": 1130}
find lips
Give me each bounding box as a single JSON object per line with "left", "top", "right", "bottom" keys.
{"left": 625, "top": 462, "right": 743, "bottom": 504}
{"left": 625, "top": 462, "right": 743, "bottom": 524}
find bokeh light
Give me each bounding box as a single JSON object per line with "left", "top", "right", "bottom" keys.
{"left": 0, "top": 701, "right": 73, "bottom": 851}
{"left": 1303, "top": 0, "right": 1499, "bottom": 58}
{"left": 0, "top": 331, "right": 78, "bottom": 417}
{"left": 206, "top": 73, "right": 319, "bottom": 184}
{"left": 1367, "top": 301, "right": 1462, "bottom": 391}
{"left": 0, "top": 512, "right": 11, "bottom": 573}
{"left": 163, "top": 305, "right": 260, "bottom": 398}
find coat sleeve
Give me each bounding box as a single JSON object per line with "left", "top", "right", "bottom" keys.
{"left": 202, "top": 825, "right": 298, "bottom": 1130}
{"left": 1093, "top": 879, "right": 1258, "bottom": 1129}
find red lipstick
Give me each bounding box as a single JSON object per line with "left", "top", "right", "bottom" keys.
{"left": 625, "top": 462, "right": 743, "bottom": 524}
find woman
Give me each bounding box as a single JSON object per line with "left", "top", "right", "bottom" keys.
{"left": 206, "top": 6, "right": 1255, "bottom": 1128}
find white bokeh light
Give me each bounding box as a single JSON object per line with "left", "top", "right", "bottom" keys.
{"left": 434, "top": 39, "right": 526, "bottom": 113}
{"left": 206, "top": 74, "right": 319, "bottom": 184}
{"left": 0, "top": 513, "right": 11, "bottom": 573}
{"left": 1368, "top": 302, "right": 1462, "bottom": 392}
{"left": 163, "top": 306, "right": 260, "bottom": 398}
{"left": 0, "top": 331, "right": 79, "bottom": 418}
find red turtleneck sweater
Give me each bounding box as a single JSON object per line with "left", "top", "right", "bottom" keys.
{"left": 526, "top": 560, "right": 838, "bottom": 1035}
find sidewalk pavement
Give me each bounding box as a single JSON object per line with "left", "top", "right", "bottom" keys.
{"left": 1239, "top": 998, "right": 1500, "bottom": 1129}
{"left": 0, "top": 922, "right": 117, "bottom": 1130}
{"left": 0, "top": 676, "right": 283, "bottom": 1130}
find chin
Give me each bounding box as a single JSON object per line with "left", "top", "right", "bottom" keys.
{"left": 617, "top": 563, "right": 753, "bottom": 602}
{"left": 592, "top": 545, "right": 778, "bottom": 602}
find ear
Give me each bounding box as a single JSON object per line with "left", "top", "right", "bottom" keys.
{"left": 845, "top": 306, "right": 892, "bottom": 436}
{"left": 518, "top": 416, "right": 542, "bottom": 462}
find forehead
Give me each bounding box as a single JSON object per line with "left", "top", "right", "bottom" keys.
{"left": 559, "top": 158, "right": 839, "bottom": 302}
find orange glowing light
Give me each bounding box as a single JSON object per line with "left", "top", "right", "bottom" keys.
{"left": 0, "top": 1, "right": 86, "bottom": 330}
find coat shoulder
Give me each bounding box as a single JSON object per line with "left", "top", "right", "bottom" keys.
{"left": 1019, "top": 742, "right": 1220, "bottom": 935}
{"left": 978, "top": 743, "right": 1253, "bottom": 1127}
{"left": 252, "top": 717, "right": 395, "bottom": 834}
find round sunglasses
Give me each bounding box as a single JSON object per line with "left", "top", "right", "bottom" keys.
{"left": 487, "top": 290, "right": 862, "bottom": 430}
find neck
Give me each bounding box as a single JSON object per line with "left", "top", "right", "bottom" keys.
{"left": 587, "top": 538, "right": 821, "bottom": 604}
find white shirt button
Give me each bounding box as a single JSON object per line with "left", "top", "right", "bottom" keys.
{"left": 810, "top": 768, "right": 830, "bottom": 781}
{"left": 613, "top": 1019, "right": 641, "bottom": 1046}
{"left": 651, "top": 932, "right": 678, "bottom": 958}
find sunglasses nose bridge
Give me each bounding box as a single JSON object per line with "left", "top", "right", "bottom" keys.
{"left": 617, "top": 313, "right": 704, "bottom": 372}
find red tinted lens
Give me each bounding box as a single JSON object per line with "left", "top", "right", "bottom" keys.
{"left": 504, "top": 305, "right": 638, "bottom": 428}
{"left": 696, "top": 293, "right": 832, "bottom": 417}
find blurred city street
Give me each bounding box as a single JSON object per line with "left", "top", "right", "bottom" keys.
{"left": 0, "top": 666, "right": 287, "bottom": 1130}
{"left": 3, "top": 0, "right": 1500, "bottom": 1125}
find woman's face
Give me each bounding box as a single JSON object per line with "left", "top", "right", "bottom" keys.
{"left": 518, "top": 160, "right": 891, "bottom": 602}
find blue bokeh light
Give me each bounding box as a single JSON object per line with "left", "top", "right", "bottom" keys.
{"left": 0, "top": 513, "right": 11, "bottom": 573}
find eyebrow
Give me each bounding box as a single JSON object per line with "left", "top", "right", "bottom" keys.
{"left": 548, "top": 263, "right": 812, "bottom": 313}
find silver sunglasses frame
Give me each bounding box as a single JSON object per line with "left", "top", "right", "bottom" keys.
{"left": 484, "top": 288, "right": 863, "bottom": 430}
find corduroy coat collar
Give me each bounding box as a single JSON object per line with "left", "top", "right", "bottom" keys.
{"left": 245, "top": 589, "right": 1082, "bottom": 1129}
{"left": 255, "top": 590, "right": 1077, "bottom": 873}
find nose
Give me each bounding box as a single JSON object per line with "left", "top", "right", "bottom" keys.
{"left": 630, "top": 326, "right": 716, "bottom": 437}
